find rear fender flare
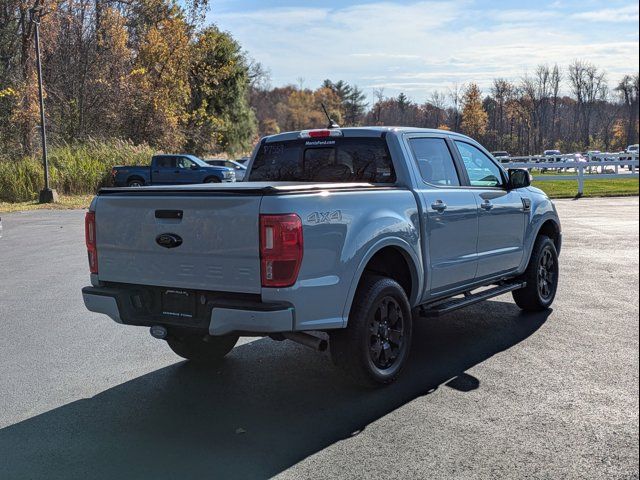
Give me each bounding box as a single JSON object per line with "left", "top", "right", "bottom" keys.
{"left": 341, "top": 237, "right": 423, "bottom": 326}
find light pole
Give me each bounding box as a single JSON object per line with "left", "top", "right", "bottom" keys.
{"left": 30, "top": 3, "right": 58, "bottom": 203}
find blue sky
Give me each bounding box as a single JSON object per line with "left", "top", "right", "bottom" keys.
{"left": 209, "top": 0, "right": 639, "bottom": 102}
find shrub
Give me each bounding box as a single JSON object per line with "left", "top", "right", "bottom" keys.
{"left": 0, "top": 139, "right": 154, "bottom": 202}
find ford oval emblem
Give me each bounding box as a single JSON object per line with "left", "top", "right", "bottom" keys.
{"left": 156, "top": 233, "right": 183, "bottom": 249}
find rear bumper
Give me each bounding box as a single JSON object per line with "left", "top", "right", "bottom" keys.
{"left": 82, "top": 286, "right": 294, "bottom": 336}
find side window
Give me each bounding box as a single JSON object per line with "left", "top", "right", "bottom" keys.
{"left": 409, "top": 137, "right": 460, "bottom": 186}
{"left": 156, "top": 156, "right": 175, "bottom": 169}
{"left": 176, "top": 157, "right": 195, "bottom": 169}
{"left": 455, "top": 141, "right": 504, "bottom": 188}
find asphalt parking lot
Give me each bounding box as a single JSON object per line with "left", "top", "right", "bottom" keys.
{"left": 0, "top": 197, "right": 638, "bottom": 479}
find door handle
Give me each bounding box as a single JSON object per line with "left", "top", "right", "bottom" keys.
{"left": 431, "top": 200, "right": 447, "bottom": 212}
{"left": 480, "top": 200, "right": 494, "bottom": 211}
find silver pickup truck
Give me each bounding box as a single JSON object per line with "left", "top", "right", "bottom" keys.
{"left": 82, "top": 127, "right": 561, "bottom": 386}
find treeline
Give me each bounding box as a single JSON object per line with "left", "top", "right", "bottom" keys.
{"left": 1, "top": 0, "right": 256, "bottom": 158}
{"left": 251, "top": 64, "right": 639, "bottom": 155}
{"left": 1, "top": 0, "right": 638, "bottom": 160}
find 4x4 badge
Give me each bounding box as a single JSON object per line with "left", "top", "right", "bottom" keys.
{"left": 307, "top": 210, "right": 342, "bottom": 224}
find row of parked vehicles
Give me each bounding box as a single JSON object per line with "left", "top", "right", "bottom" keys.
{"left": 492, "top": 144, "right": 639, "bottom": 167}
{"left": 111, "top": 144, "right": 638, "bottom": 189}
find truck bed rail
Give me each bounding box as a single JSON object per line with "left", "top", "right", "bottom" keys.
{"left": 98, "top": 182, "right": 401, "bottom": 196}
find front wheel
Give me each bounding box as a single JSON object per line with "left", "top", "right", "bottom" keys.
{"left": 204, "top": 177, "right": 221, "bottom": 183}
{"left": 167, "top": 334, "right": 239, "bottom": 364}
{"left": 513, "top": 235, "right": 559, "bottom": 311}
{"left": 330, "top": 276, "right": 413, "bottom": 387}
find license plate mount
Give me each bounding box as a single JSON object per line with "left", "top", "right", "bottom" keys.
{"left": 161, "top": 289, "right": 195, "bottom": 319}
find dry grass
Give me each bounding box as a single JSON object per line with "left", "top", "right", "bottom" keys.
{"left": 0, "top": 139, "right": 153, "bottom": 203}
{"left": 0, "top": 194, "right": 93, "bottom": 213}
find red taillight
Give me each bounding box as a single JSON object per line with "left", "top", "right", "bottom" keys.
{"left": 85, "top": 211, "right": 98, "bottom": 274}
{"left": 299, "top": 129, "right": 343, "bottom": 139}
{"left": 260, "top": 214, "right": 303, "bottom": 288}
{"left": 309, "top": 130, "right": 331, "bottom": 138}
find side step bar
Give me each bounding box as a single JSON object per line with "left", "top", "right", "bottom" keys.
{"left": 419, "top": 282, "right": 527, "bottom": 318}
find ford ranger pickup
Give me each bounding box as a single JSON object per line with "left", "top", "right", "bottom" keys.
{"left": 83, "top": 127, "right": 562, "bottom": 386}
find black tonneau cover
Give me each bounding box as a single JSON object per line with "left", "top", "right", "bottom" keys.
{"left": 98, "top": 182, "right": 397, "bottom": 196}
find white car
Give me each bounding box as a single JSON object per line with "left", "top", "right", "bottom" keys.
{"left": 205, "top": 159, "right": 248, "bottom": 181}
{"left": 624, "top": 145, "right": 638, "bottom": 170}
{"left": 491, "top": 151, "right": 511, "bottom": 164}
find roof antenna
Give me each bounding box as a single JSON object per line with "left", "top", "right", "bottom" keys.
{"left": 321, "top": 103, "right": 340, "bottom": 129}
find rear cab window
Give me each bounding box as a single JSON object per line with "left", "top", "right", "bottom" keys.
{"left": 249, "top": 137, "right": 396, "bottom": 183}
{"left": 155, "top": 156, "right": 176, "bottom": 168}
{"left": 408, "top": 137, "right": 460, "bottom": 186}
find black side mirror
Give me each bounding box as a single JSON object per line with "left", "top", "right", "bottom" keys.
{"left": 190, "top": 164, "right": 199, "bottom": 170}
{"left": 508, "top": 169, "right": 531, "bottom": 189}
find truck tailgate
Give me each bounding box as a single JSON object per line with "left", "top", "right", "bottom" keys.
{"left": 95, "top": 194, "right": 262, "bottom": 293}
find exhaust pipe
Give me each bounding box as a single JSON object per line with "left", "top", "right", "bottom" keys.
{"left": 150, "top": 325, "right": 168, "bottom": 339}
{"left": 282, "top": 332, "right": 328, "bottom": 352}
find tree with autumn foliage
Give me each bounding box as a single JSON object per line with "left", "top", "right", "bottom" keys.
{"left": 461, "top": 83, "right": 488, "bottom": 139}
{"left": 0, "top": 0, "right": 255, "bottom": 157}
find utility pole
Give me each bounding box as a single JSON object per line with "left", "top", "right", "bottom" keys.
{"left": 30, "top": 3, "right": 58, "bottom": 203}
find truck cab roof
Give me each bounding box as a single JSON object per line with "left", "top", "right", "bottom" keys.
{"left": 263, "top": 127, "right": 474, "bottom": 143}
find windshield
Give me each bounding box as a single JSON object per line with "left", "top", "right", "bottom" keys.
{"left": 249, "top": 137, "right": 396, "bottom": 183}
{"left": 184, "top": 155, "right": 209, "bottom": 167}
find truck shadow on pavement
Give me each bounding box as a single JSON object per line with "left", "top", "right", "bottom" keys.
{"left": 0, "top": 302, "right": 550, "bottom": 480}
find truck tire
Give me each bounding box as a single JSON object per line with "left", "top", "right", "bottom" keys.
{"left": 204, "top": 177, "right": 221, "bottom": 183}
{"left": 166, "top": 334, "right": 239, "bottom": 364}
{"left": 513, "top": 235, "right": 559, "bottom": 312}
{"left": 127, "top": 178, "right": 144, "bottom": 187}
{"left": 330, "top": 276, "right": 413, "bottom": 387}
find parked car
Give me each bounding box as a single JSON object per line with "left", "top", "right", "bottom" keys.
{"left": 542, "top": 149, "right": 562, "bottom": 163}
{"left": 539, "top": 150, "right": 562, "bottom": 172}
{"left": 491, "top": 151, "right": 511, "bottom": 163}
{"left": 83, "top": 127, "right": 561, "bottom": 386}
{"left": 205, "top": 159, "right": 248, "bottom": 181}
{"left": 566, "top": 153, "right": 587, "bottom": 167}
{"left": 111, "top": 154, "right": 236, "bottom": 187}
{"left": 623, "top": 144, "right": 639, "bottom": 170}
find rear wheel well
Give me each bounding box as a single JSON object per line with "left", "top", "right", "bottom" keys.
{"left": 538, "top": 220, "right": 561, "bottom": 251}
{"left": 127, "top": 176, "right": 144, "bottom": 185}
{"left": 362, "top": 247, "right": 413, "bottom": 300}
